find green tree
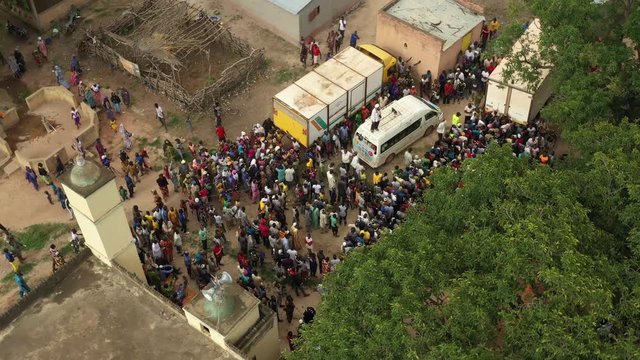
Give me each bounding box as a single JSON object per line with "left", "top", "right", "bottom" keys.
{"left": 289, "top": 146, "right": 640, "bottom": 359}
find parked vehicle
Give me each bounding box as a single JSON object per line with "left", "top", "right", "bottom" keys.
{"left": 274, "top": 46, "right": 392, "bottom": 146}
{"left": 353, "top": 95, "right": 443, "bottom": 168}
{"left": 485, "top": 19, "right": 551, "bottom": 124}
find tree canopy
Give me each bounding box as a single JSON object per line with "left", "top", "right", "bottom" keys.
{"left": 289, "top": 1, "right": 640, "bottom": 358}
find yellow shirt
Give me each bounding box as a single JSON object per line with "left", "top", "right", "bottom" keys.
{"left": 452, "top": 114, "right": 461, "bottom": 127}
{"left": 372, "top": 173, "right": 382, "bottom": 185}
{"left": 489, "top": 20, "right": 500, "bottom": 32}
{"left": 306, "top": 159, "right": 313, "bottom": 168}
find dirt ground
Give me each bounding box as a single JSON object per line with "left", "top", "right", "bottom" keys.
{"left": 0, "top": 0, "right": 518, "bottom": 353}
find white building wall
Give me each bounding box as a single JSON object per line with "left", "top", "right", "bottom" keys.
{"left": 234, "top": 0, "right": 300, "bottom": 43}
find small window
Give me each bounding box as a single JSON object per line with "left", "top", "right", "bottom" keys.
{"left": 380, "top": 119, "right": 422, "bottom": 154}
{"left": 308, "top": 6, "right": 320, "bottom": 21}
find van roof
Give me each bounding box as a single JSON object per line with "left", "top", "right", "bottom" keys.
{"left": 274, "top": 84, "right": 325, "bottom": 119}
{"left": 356, "top": 95, "right": 441, "bottom": 142}
{"left": 314, "top": 59, "right": 365, "bottom": 91}
{"left": 294, "top": 71, "right": 346, "bottom": 105}
{"left": 333, "top": 46, "right": 383, "bottom": 78}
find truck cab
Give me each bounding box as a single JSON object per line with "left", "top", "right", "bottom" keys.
{"left": 357, "top": 44, "right": 397, "bottom": 83}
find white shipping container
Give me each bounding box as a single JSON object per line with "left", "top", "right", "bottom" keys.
{"left": 273, "top": 84, "right": 328, "bottom": 146}
{"left": 295, "top": 72, "right": 347, "bottom": 130}
{"left": 333, "top": 47, "right": 383, "bottom": 104}
{"left": 314, "top": 59, "right": 366, "bottom": 116}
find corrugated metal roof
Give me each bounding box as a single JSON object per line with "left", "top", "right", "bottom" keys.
{"left": 268, "top": 0, "right": 312, "bottom": 15}
{"left": 386, "top": 0, "right": 485, "bottom": 49}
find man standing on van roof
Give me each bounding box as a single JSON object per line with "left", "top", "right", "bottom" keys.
{"left": 370, "top": 103, "right": 381, "bottom": 132}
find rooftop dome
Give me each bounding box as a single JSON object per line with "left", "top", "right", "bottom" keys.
{"left": 69, "top": 156, "right": 102, "bottom": 188}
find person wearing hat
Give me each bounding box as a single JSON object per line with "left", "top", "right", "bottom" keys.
{"left": 37, "top": 37, "right": 48, "bottom": 60}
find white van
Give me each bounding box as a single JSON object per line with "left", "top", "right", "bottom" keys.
{"left": 353, "top": 95, "right": 443, "bottom": 168}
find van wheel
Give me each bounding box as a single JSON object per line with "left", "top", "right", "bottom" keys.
{"left": 424, "top": 126, "right": 435, "bottom": 136}
{"left": 385, "top": 153, "right": 396, "bottom": 164}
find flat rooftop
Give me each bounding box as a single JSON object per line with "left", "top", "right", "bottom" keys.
{"left": 0, "top": 258, "right": 233, "bottom": 360}
{"left": 385, "top": 0, "right": 485, "bottom": 50}
{"left": 268, "top": 0, "right": 311, "bottom": 15}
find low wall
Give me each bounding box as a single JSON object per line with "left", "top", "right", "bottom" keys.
{"left": 0, "top": 248, "right": 90, "bottom": 329}
{"left": 0, "top": 107, "right": 20, "bottom": 132}
{"left": 25, "top": 86, "right": 77, "bottom": 110}
{"left": 15, "top": 86, "right": 98, "bottom": 173}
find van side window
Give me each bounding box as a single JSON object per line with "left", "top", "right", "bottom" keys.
{"left": 424, "top": 111, "right": 437, "bottom": 123}
{"left": 380, "top": 118, "right": 422, "bottom": 154}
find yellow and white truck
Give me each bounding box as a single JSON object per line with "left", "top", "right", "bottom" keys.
{"left": 273, "top": 45, "right": 396, "bottom": 146}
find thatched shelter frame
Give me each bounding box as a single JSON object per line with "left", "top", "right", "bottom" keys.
{"left": 80, "top": 0, "right": 265, "bottom": 110}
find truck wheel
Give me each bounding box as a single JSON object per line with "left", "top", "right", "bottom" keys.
{"left": 385, "top": 153, "right": 396, "bottom": 164}
{"left": 424, "top": 126, "right": 435, "bottom": 136}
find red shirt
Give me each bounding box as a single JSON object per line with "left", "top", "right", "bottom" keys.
{"left": 312, "top": 44, "right": 321, "bottom": 56}
{"left": 216, "top": 126, "right": 226, "bottom": 140}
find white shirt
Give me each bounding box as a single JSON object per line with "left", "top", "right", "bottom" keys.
{"left": 155, "top": 106, "right": 164, "bottom": 119}
{"left": 437, "top": 121, "right": 446, "bottom": 134}
{"left": 341, "top": 150, "right": 352, "bottom": 164}
{"left": 404, "top": 151, "right": 413, "bottom": 166}
{"left": 285, "top": 168, "right": 295, "bottom": 182}
{"left": 287, "top": 248, "right": 298, "bottom": 261}
{"left": 371, "top": 109, "right": 381, "bottom": 123}
{"left": 339, "top": 19, "right": 346, "bottom": 31}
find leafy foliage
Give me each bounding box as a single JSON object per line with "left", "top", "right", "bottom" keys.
{"left": 10, "top": 223, "right": 70, "bottom": 251}
{"left": 290, "top": 2, "right": 640, "bottom": 358}
{"left": 290, "top": 146, "right": 640, "bottom": 358}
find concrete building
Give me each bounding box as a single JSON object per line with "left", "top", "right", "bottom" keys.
{"left": 376, "top": 0, "right": 485, "bottom": 77}
{"left": 234, "top": 0, "right": 359, "bottom": 44}
{"left": 59, "top": 157, "right": 146, "bottom": 281}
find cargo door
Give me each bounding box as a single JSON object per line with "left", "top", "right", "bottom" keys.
{"left": 348, "top": 81, "right": 366, "bottom": 116}
{"left": 461, "top": 32, "right": 473, "bottom": 51}
{"left": 366, "top": 67, "right": 383, "bottom": 102}
{"left": 328, "top": 91, "right": 348, "bottom": 127}
{"left": 274, "top": 101, "right": 309, "bottom": 146}
{"left": 485, "top": 80, "right": 509, "bottom": 114}
{"left": 507, "top": 88, "right": 532, "bottom": 124}
{"left": 307, "top": 108, "right": 329, "bottom": 145}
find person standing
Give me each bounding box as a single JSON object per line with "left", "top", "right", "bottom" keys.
{"left": 13, "top": 47, "right": 25, "bottom": 73}
{"left": 37, "top": 37, "right": 48, "bottom": 61}
{"left": 111, "top": 91, "right": 122, "bottom": 114}
{"left": 311, "top": 42, "right": 321, "bottom": 67}
{"left": 70, "top": 55, "right": 81, "bottom": 73}
{"left": 70, "top": 228, "right": 83, "bottom": 253}
{"left": 15, "top": 272, "right": 31, "bottom": 298}
{"left": 489, "top": 17, "right": 501, "bottom": 39}
{"left": 156, "top": 173, "right": 170, "bottom": 200}
{"left": 436, "top": 118, "right": 446, "bottom": 141}
{"left": 338, "top": 16, "right": 347, "bottom": 38}
{"left": 37, "top": 162, "right": 51, "bottom": 185}
{"left": 350, "top": 31, "right": 360, "bottom": 47}
{"left": 71, "top": 107, "right": 81, "bottom": 129}
{"left": 199, "top": 226, "right": 208, "bottom": 251}
{"left": 299, "top": 38, "right": 309, "bottom": 68}
{"left": 285, "top": 295, "right": 295, "bottom": 323}
{"left": 154, "top": 103, "right": 167, "bottom": 131}
{"left": 25, "top": 166, "right": 39, "bottom": 191}
{"left": 370, "top": 103, "right": 381, "bottom": 132}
